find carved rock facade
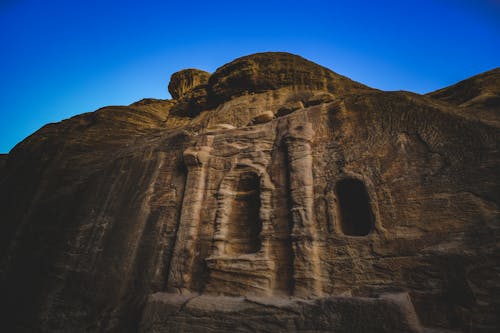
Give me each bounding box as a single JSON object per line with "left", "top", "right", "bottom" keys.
{"left": 0, "top": 53, "right": 499, "bottom": 332}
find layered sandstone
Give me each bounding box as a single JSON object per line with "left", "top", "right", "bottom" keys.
{"left": 207, "top": 52, "right": 371, "bottom": 104}
{"left": 0, "top": 52, "right": 499, "bottom": 333}
{"left": 168, "top": 69, "right": 210, "bottom": 100}
{"left": 427, "top": 68, "right": 500, "bottom": 127}
{"left": 140, "top": 293, "right": 422, "bottom": 333}
{"left": 427, "top": 67, "right": 500, "bottom": 112}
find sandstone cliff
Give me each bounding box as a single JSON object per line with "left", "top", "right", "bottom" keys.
{"left": 0, "top": 52, "right": 499, "bottom": 332}
{"left": 427, "top": 67, "right": 500, "bottom": 126}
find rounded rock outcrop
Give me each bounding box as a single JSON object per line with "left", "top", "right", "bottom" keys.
{"left": 168, "top": 69, "right": 210, "bottom": 100}
{"left": 167, "top": 53, "right": 372, "bottom": 118}
{"left": 208, "top": 52, "right": 369, "bottom": 105}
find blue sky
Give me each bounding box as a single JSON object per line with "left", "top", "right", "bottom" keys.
{"left": 1, "top": 0, "right": 499, "bottom": 153}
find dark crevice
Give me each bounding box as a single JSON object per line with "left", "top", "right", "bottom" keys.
{"left": 163, "top": 159, "right": 188, "bottom": 289}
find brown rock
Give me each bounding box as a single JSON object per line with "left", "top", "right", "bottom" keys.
{"left": 0, "top": 53, "right": 499, "bottom": 333}
{"left": 205, "top": 123, "right": 236, "bottom": 133}
{"left": 248, "top": 110, "right": 275, "bottom": 125}
{"left": 427, "top": 67, "right": 500, "bottom": 126}
{"left": 427, "top": 67, "right": 500, "bottom": 112}
{"left": 276, "top": 101, "right": 304, "bottom": 117}
{"left": 166, "top": 52, "right": 373, "bottom": 118}
{"left": 140, "top": 293, "right": 423, "bottom": 333}
{"left": 169, "top": 84, "right": 210, "bottom": 117}
{"left": 168, "top": 68, "right": 210, "bottom": 100}
{"left": 207, "top": 52, "right": 373, "bottom": 105}
{"left": 304, "top": 91, "right": 336, "bottom": 107}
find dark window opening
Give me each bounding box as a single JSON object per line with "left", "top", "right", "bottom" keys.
{"left": 227, "top": 171, "right": 262, "bottom": 254}
{"left": 336, "top": 178, "right": 374, "bottom": 236}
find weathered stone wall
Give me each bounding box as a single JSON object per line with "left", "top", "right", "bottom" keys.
{"left": 140, "top": 293, "right": 422, "bottom": 333}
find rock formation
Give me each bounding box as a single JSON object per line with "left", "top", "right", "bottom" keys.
{"left": 427, "top": 67, "right": 500, "bottom": 126}
{"left": 0, "top": 52, "right": 499, "bottom": 333}
{"left": 168, "top": 69, "right": 210, "bottom": 100}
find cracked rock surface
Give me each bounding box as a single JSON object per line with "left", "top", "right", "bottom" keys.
{"left": 0, "top": 52, "right": 499, "bottom": 332}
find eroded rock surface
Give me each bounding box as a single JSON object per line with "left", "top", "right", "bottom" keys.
{"left": 168, "top": 68, "right": 210, "bottom": 100}
{"left": 0, "top": 53, "right": 499, "bottom": 333}
{"left": 207, "top": 52, "right": 372, "bottom": 104}
{"left": 427, "top": 67, "right": 500, "bottom": 126}
{"left": 427, "top": 68, "right": 500, "bottom": 112}
{"left": 169, "top": 52, "right": 373, "bottom": 118}
{"left": 140, "top": 293, "right": 422, "bottom": 333}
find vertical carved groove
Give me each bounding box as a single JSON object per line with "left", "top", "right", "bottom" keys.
{"left": 163, "top": 160, "right": 188, "bottom": 290}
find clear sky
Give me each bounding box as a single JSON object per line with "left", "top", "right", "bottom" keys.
{"left": 1, "top": 0, "right": 499, "bottom": 153}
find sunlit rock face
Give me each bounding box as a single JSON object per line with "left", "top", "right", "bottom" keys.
{"left": 168, "top": 68, "right": 210, "bottom": 100}
{"left": 0, "top": 52, "right": 499, "bottom": 333}
{"left": 207, "top": 52, "right": 371, "bottom": 104}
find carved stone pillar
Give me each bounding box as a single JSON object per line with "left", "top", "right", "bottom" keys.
{"left": 166, "top": 136, "right": 213, "bottom": 292}
{"left": 284, "top": 122, "right": 322, "bottom": 296}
